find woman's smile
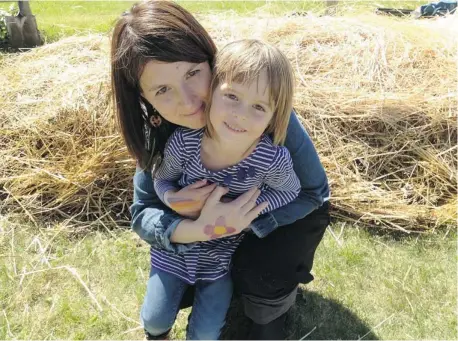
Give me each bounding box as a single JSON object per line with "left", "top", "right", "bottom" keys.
{"left": 184, "top": 103, "right": 205, "bottom": 117}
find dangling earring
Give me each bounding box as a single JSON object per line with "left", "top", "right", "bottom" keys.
{"left": 139, "top": 97, "right": 162, "bottom": 128}
{"left": 149, "top": 115, "right": 162, "bottom": 128}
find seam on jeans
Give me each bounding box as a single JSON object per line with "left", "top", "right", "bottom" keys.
{"left": 188, "top": 276, "right": 231, "bottom": 339}
{"left": 168, "top": 277, "right": 188, "bottom": 328}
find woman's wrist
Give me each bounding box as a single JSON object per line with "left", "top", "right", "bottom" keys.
{"left": 170, "top": 219, "right": 208, "bottom": 243}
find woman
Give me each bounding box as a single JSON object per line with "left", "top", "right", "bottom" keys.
{"left": 111, "top": 1, "right": 330, "bottom": 339}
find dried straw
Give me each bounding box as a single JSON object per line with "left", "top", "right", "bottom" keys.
{"left": 1, "top": 13, "right": 456, "bottom": 232}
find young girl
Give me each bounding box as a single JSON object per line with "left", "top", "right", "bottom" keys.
{"left": 146, "top": 39, "right": 300, "bottom": 339}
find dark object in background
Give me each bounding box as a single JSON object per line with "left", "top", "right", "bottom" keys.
{"left": 375, "top": 8, "right": 414, "bottom": 16}
{"left": 376, "top": 0, "right": 457, "bottom": 18}
{"left": 415, "top": 0, "right": 457, "bottom": 17}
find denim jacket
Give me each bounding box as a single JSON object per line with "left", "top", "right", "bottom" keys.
{"left": 130, "top": 111, "right": 330, "bottom": 253}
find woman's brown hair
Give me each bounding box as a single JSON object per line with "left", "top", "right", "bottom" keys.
{"left": 111, "top": 0, "right": 217, "bottom": 169}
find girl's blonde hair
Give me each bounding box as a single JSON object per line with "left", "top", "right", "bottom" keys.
{"left": 205, "top": 39, "right": 294, "bottom": 145}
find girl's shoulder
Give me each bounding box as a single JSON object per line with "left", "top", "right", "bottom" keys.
{"left": 170, "top": 127, "right": 204, "bottom": 147}
{"left": 173, "top": 127, "right": 204, "bottom": 139}
{"left": 256, "top": 134, "right": 292, "bottom": 163}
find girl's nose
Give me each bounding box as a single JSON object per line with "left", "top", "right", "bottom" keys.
{"left": 233, "top": 108, "right": 248, "bottom": 121}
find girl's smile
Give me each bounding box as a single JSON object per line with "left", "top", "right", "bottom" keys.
{"left": 223, "top": 121, "right": 247, "bottom": 133}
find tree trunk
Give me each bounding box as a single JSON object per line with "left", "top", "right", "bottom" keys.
{"left": 18, "top": 1, "right": 33, "bottom": 16}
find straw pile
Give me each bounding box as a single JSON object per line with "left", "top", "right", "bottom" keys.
{"left": 1, "top": 13, "right": 456, "bottom": 232}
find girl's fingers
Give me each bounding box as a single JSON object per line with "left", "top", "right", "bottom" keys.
{"left": 206, "top": 186, "right": 229, "bottom": 206}
{"left": 246, "top": 201, "right": 269, "bottom": 221}
{"left": 187, "top": 179, "right": 208, "bottom": 189}
{"left": 195, "top": 183, "right": 217, "bottom": 196}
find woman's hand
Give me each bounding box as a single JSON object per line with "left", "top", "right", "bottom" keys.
{"left": 164, "top": 179, "right": 217, "bottom": 219}
{"left": 169, "top": 186, "right": 269, "bottom": 243}
{"left": 195, "top": 186, "right": 269, "bottom": 240}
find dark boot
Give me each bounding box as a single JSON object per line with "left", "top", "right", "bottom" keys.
{"left": 248, "top": 311, "right": 288, "bottom": 340}
{"left": 144, "top": 329, "right": 170, "bottom": 340}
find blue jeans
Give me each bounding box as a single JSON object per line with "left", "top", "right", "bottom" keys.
{"left": 141, "top": 267, "right": 233, "bottom": 340}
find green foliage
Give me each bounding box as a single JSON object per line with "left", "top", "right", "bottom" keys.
{"left": 1, "top": 218, "right": 456, "bottom": 340}
{"left": 0, "top": 3, "right": 17, "bottom": 47}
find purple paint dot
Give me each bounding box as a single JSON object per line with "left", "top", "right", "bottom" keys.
{"left": 223, "top": 174, "right": 232, "bottom": 186}
{"left": 247, "top": 166, "right": 256, "bottom": 177}
{"left": 237, "top": 168, "right": 247, "bottom": 181}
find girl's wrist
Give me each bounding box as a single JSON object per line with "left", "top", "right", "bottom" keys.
{"left": 164, "top": 189, "right": 177, "bottom": 207}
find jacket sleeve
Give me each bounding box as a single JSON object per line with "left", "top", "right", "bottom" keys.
{"left": 250, "top": 110, "right": 330, "bottom": 238}
{"left": 130, "top": 167, "right": 196, "bottom": 254}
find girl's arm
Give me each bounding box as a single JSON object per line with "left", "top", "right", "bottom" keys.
{"left": 255, "top": 147, "right": 301, "bottom": 214}
{"left": 250, "top": 111, "right": 330, "bottom": 238}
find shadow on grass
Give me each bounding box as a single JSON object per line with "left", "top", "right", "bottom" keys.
{"left": 221, "top": 287, "right": 378, "bottom": 340}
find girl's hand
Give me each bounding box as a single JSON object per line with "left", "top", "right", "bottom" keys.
{"left": 195, "top": 186, "right": 269, "bottom": 240}
{"left": 164, "top": 179, "right": 217, "bottom": 219}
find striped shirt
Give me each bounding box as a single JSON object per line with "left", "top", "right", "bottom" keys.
{"left": 152, "top": 128, "right": 300, "bottom": 284}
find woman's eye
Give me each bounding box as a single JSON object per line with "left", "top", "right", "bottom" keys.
{"left": 225, "top": 94, "right": 238, "bottom": 101}
{"left": 187, "top": 69, "right": 200, "bottom": 79}
{"left": 156, "top": 86, "right": 168, "bottom": 96}
{"left": 254, "top": 104, "right": 265, "bottom": 112}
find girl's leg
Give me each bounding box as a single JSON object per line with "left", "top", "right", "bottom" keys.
{"left": 231, "top": 202, "right": 331, "bottom": 339}
{"left": 187, "top": 274, "right": 233, "bottom": 340}
{"left": 141, "top": 267, "right": 188, "bottom": 337}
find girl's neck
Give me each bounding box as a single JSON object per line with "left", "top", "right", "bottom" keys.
{"left": 201, "top": 133, "right": 259, "bottom": 171}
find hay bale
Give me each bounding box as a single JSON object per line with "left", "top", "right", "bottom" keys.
{"left": 1, "top": 13, "right": 456, "bottom": 231}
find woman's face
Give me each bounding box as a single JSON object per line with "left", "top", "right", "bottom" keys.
{"left": 139, "top": 61, "right": 211, "bottom": 129}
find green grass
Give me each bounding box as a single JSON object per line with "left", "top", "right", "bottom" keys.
{"left": 1, "top": 216, "right": 455, "bottom": 340}
{"left": 0, "top": 1, "right": 427, "bottom": 43}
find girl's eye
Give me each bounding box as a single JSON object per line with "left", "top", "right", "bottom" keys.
{"left": 225, "top": 93, "right": 238, "bottom": 101}
{"left": 156, "top": 86, "right": 168, "bottom": 96}
{"left": 186, "top": 69, "right": 200, "bottom": 79}
{"left": 254, "top": 104, "right": 265, "bottom": 112}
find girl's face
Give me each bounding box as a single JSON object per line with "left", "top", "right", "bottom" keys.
{"left": 209, "top": 70, "right": 274, "bottom": 145}
{"left": 139, "top": 61, "right": 212, "bottom": 129}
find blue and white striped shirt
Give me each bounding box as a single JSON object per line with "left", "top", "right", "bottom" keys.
{"left": 152, "top": 128, "right": 300, "bottom": 284}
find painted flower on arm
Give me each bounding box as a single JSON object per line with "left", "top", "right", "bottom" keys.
{"left": 204, "top": 216, "right": 236, "bottom": 239}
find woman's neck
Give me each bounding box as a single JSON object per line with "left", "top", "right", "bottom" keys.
{"left": 201, "top": 134, "right": 259, "bottom": 171}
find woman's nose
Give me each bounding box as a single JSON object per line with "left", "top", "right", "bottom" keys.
{"left": 178, "top": 84, "right": 195, "bottom": 107}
